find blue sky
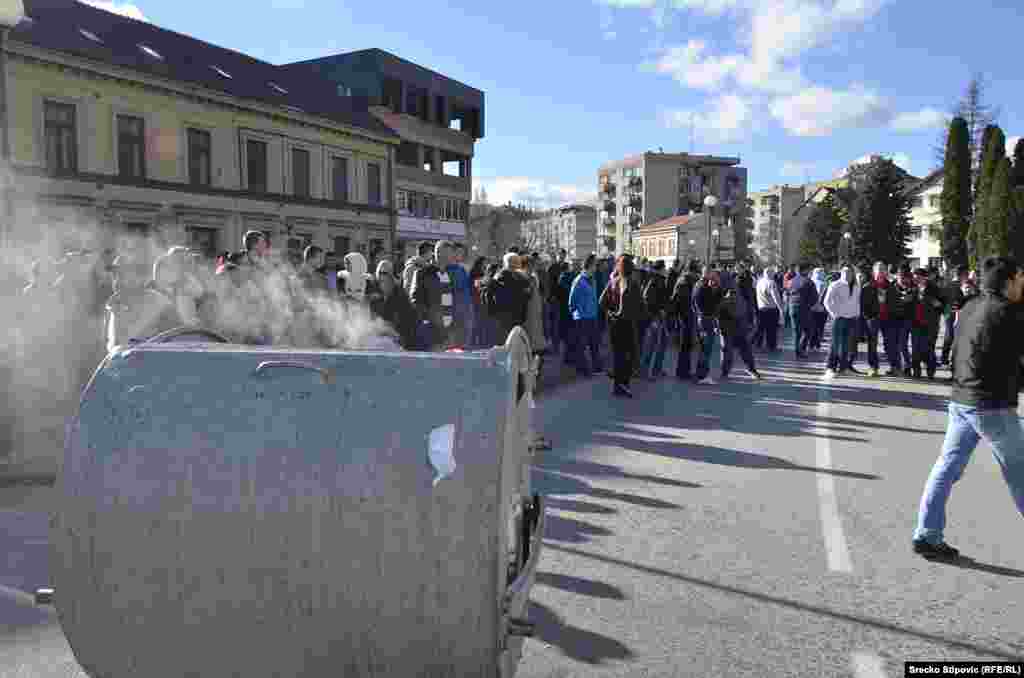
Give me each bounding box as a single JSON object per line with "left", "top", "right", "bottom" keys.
{"left": 85, "top": 0, "right": 1023, "bottom": 206}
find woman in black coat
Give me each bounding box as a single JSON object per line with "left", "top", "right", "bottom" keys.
{"left": 368, "top": 261, "right": 417, "bottom": 350}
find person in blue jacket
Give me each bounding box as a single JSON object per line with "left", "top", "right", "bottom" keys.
{"left": 569, "top": 254, "right": 602, "bottom": 377}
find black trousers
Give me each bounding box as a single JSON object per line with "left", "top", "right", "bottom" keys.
{"left": 756, "top": 308, "right": 780, "bottom": 350}
{"left": 610, "top": 320, "right": 638, "bottom": 387}
{"left": 676, "top": 318, "right": 695, "bottom": 378}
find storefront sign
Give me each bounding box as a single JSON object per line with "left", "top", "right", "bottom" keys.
{"left": 397, "top": 216, "right": 465, "bottom": 239}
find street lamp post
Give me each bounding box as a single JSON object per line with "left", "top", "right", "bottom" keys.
{"left": 703, "top": 194, "right": 718, "bottom": 266}
{"left": 688, "top": 238, "right": 696, "bottom": 263}
{"left": 842, "top": 231, "right": 852, "bottom": 265}
{"left": 711, "top": 228, "right": 720, "bottom": 265}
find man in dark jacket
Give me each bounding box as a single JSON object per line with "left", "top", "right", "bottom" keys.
{"left": 890, "top": 265, "right": 916, "bottom": 376}
{"left": 909, "top": 267, "right": 945, "bottom": 379}
{"left": 640, "top": 260, "right": 671, "bottom": 379}
{"left": 484, "top": 252, "right": 532, "bottom": 345}
{"left": 410, "top": 241, "right": 456, "bottom": 351}
{"left": 787, "top": 266, "right": 817, "bottom": 358}
{"left": 912, "top": 256, "right": 1024, "bottom": 562}
{"left": 719, "top": 284, "right": 761, "bottom": 380}
{"left": 940, "top": 265, "right": 971, "bottom": 366}
{"left": 369, "top": 260, "right": 416, "bottom": 349}
{"left": 671, "top": 263, "right": 700, "bottom": 380}
{"left": 546, "top": 249, "right": 569, "bottom": 358}
{"left": 693, "top": 267, "right": 724, "bottom": 384}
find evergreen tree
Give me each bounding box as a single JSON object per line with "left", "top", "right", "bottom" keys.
{"left": 797, "top": 192, "right": 845, "bottom": 266}
{"left": 940, "top": 117, "right": 971, "bottom": 269}
{"left": 1012, "top": 137, "right": 1024, "bottom": 189}
{"left": 850, "top": 158, "right": 913, "bottom": 265}
{"left": 971, "top": 125, "right": 1006, "bottom": 264}
{"left": 984, "top": 156, "right": 1013, "bottom": 257}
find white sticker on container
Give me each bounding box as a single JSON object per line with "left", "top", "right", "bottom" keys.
{"left": 428, "top": 424, "right": 457, "bottom": 486}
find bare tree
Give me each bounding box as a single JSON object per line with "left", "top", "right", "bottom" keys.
{"left": 933, "top": 73, "right": 1000, "bottom": 175}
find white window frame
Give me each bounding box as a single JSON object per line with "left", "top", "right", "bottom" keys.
{"left": 38, "top": 96, "right": 86, "bottom": 173}
{"left": 109, "top": 103, "right": 154, "bottom": 180}
{"left": 397, "top": 189, "right": 411, "bottom": 215}
{"left": 285, "top": 139, "right": 318, "bottom": 199}
{"left": 182, "top": 123, "right": 215, "bottom": 187}
{"left": 239, "top": 129, "right": 281, "bottom": 193}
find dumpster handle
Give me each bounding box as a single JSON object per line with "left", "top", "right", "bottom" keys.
{"left": 252, "top": 361, "right": 336, "bottom": 385}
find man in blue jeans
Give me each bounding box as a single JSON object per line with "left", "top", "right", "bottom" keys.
{"left": 913, "top": 256, "right": 1024, "bottom": 561}
{"left": 692, "top": 267, "right": 723, "bottom": 384}
{"left": 568, "top": 254, "right": 602, "bottom": 377}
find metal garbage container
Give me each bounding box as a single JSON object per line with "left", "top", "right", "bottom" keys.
{"left": 51, "top": 327, "right": 544, "bottom": 678}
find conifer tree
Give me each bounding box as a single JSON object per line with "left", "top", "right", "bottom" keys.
{"left": 971, "top": 125, "right": 1006, "bottom": 264}
{"left": 939, "top": 117, "right": 971, "bottom": 269}
{"left": 984, "top": 156, "right": 1013, "bottom": 258}
{"left": 850, "top": 158, "right": 913, "bottom": 265}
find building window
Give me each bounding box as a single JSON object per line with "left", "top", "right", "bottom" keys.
{"left": 396, "top": 141, "right": 419, "bottom": 167}
{"left": 44, "top": 101, "right": 77, "bottom": 174}
{"left": 246, "top": 139, "right": 268, "bottom": 193}
{"left": 910, "top": 196, "right": 924, "bottom": 208}
{"left": 332, "top": 156, "right": 349, "bottom": 202}
{"left": 186, "top": 226, "right": 218, "bottom": 259}
{"left": 292, "top": 147, "right": 310, "bottom": 198}
{"left": 929, "top": 195, "right": 940, "bottom": 208}
{"left": 187, "top": 128, "right": 212, "bottom": 186}
{"left": 333, "top": 235, "right": 351, "bottom": 257}
{"left": 367, "top": 162, "right": 382, "bottom": 205}
{"left": 397, "top": 189, "right": 411, "bottom": 214}
{"left": 117, "top": 115, "right": 146, "bottom": 179}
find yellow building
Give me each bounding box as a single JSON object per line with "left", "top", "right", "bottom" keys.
{"left": 2, "top": 0, "right": 399, "bottom": 268}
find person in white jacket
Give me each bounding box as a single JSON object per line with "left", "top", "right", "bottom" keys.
{"left": 754, "top": 267, "right": 785, "bottom": 351}
{"left": 823, "top": 265, "right": 861, "bottom": 378}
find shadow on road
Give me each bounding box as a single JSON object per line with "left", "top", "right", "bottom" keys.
{"left": 525, "top": 600, "right": 634, "bottom": 665}
{"left": 543, "top": 513, "right": 614, "bottom": 544}
{"left": 535, "top": 572, "right": 627, "bottom": 600}
{"left": 589, "top": 429, "right": 880, "bottom": 481}
{"left": 546, "top": 542, "right": 1024, "bottom": 662}
{"left": 941, "top": 557, "right": 1024, "bottom": 578}
{"left": 532, "top": 468, "right": 685, "bottom": 511}
{"left": 543, "top": 497, "right": 617, "bottom": 516}
{"left": 534, "top": 457, "right": 703, "bottom": 490}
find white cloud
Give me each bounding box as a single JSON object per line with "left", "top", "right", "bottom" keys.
{"left": 662, "top": 94, "right": 754, "bottom": 144}
{"left": 834, "top": 152, "right": 912, "bottom": 178}
{"left": 472, "top": 177, "right": 596, "bottom": 210}
{"left": 890, "top": 108, "right": 947, "bottom": 133}
{"left": 80, "top": 0, "right": 148, "bottom": 21}
{"left": 781, "top": 161, "right": 816, "bottom": 178}
{"left": 770, "top": 85, "right": 889, "bottom": 136}
{"left": 628, "top": 0, "right": 908, "bottom": 138}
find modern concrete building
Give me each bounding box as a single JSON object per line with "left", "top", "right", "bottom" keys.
{"left": 520, "top": 204, "right": 597, "bottom": 262}
{"left": 634, "top": 213, "right": 735, "bottom": 266}
{"left": 3, "top": 0, "right": 400, "bottom": 270}
{"left": 747, "top": 185, "right": 808, "bottom": 267}
{"left": 282, "top": 49, "right": 483, "bottom": 261}
{"left": 596, "top": 151, "right": 748, "bottom": 260}
{"left": 906, "top": 169, "right": 943, "bottom": 269}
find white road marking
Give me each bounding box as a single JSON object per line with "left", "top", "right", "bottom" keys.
{"left": 816, "top": 394, "right": 853, "bottom": 573}
{"left": 850, "top": 651, "right": 888, "bottom": 678}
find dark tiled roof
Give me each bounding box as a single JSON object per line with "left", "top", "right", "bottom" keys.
{"left": 12, "top": 0, "right": 398, "bottom": 140}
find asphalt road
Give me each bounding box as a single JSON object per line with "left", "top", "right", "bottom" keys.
{"left": 1, "top": 332, "right": 1023, "bottom": 677}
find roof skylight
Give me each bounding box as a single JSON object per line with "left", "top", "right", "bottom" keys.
{"left": 211, "top": 65, "right": 232, "bottom": 79}
{"left": 79, "top": 28, "right": 103, "bottom": 44}
{"left": 138, "top": 44, "right": 163, "bottom": 61}
{"left": 267, "top": 82, "right": 289, "bottom": 95}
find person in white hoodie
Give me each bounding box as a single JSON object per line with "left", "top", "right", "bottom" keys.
{"left": 823, "top": 264, "right": 861, "bottom": 378}
{"left": 754, "top": 266, "right": 785, "bottom": 351}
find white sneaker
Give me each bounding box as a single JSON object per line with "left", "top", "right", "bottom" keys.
{"left": 699, "top": 377, "right": 716, "bottom": 385}
{"left": 823, "top": 369, "right": 836, "bottom": 380}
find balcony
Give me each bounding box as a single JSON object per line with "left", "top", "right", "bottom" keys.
{"left": 629, "top": 213, "right": 641, "bottom": 228}
{"left": 395, "top": 165, "right": 471, "bottom": 195}
{"left": 628, "top": 196, "right": 642, "bottom": 209}
{"left": 601, "top": 184, "right": 616, "bottom": 199}
{"left": 628, "top": 176, "right": 643, "bottom": 189}
{"left": 603, "top": 200, "right": 616, "bottom": 214}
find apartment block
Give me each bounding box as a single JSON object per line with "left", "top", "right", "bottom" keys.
{"left": 521, "top": 205, "right": 597, "bottom": 262}
{"left": 597, "top": 151, "right": 748, "bottom": 259}
{"left": 747, "top": 185, "right": 808, "bottom": 267}
{"left": 906, "top": 170, "right": 943, "bottom": 269}
{"left": 3, "top": 0, "right": 399, "bottom": 270}
{"left": 282, "top": 49, "right": 483, "bottom": 260}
